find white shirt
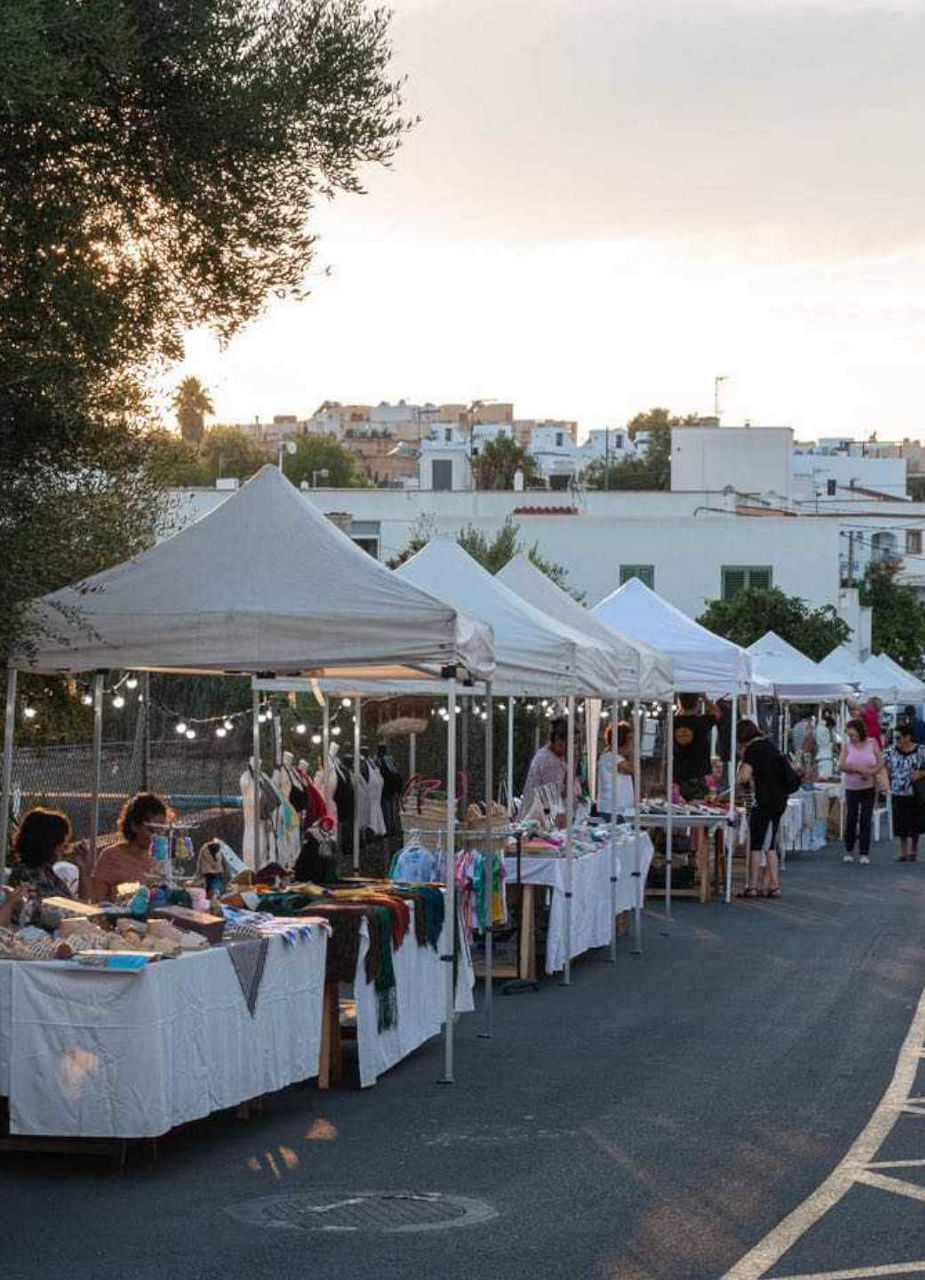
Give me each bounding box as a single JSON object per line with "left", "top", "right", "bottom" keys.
{"left": 597, "top": 751, "right": 635, "bottom": 816}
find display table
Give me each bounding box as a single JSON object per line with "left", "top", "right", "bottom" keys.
{"left": 352, "top": 901, "right": 473, "bottom": 1088}
{"left": 780, "top": 784, "right": 839, "bottom": 858}
{"left": 639, "top": 814, "right": 736, "bottom": 906}
{"left": 0, "top": 930, "right": 328, "bottom": 1138}
{"left": 502, "top": 834, "right": 654, "bottom": 977}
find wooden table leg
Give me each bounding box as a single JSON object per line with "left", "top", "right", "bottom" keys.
{"left": 519, "top": 883, "right": 536, "bottom": 980}
{"left": 697, "top": 831, "right": 710, "bottom": 903}
{"left": 318, "top": 980, "right": 337, "bottom": 1090}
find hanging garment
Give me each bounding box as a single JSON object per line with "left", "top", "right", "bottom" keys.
{"left": 377, "top": 751, "right": 404, "bottom": 838}
{"left": 333, "top": 760, "right": 356, "bottom": 858}
{"left": 239, "top": 767, "right": 275, "bottom": 871}
{"left": 365, "top": 760, "right": 387, "bottom": 837}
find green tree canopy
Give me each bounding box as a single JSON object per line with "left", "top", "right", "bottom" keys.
{"left": 1, "top": 0, "right": 407, "bottom": 655}
{"left": 473, "top": 435, "right": 542, "bottom": 490}
{"left": 172, "top": 377, "right": 214, "bottom": 444}
{"left": 859, "top": 561, "right": 925, "bottom": 675}
{"left": 286, "top": 433, "right": 370, "bottom": 489}
{"left": 696, "top": 587, "right": 852, "bottom": 662}
{"left": 581, "top": 407, "right": 708, "bottom": 491}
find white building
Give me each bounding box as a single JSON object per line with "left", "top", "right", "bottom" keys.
{"left": 671, "top": 425, "right": 795, "bottom": 504}
{"left": 792, "top": 448, "right": 908, "bottom": 505}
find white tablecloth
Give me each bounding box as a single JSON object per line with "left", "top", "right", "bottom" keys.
{"left": 503, "top": 834, "right": 654, "bottom": 975}
{"left": 353, "top": 901, "right": 473, "bottom": 1088}
{"left": 0, "top": 930, "right": 327, "bottom": 1138}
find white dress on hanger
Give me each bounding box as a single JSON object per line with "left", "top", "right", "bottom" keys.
{"left": 239, "top": 767, "right": 272, "bottom": 871}
{"left": 365, "top": 760, "right": 387, "bottom": 836}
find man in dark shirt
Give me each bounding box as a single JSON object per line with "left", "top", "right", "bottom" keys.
{"left": 673, "top": 692, "right": 717, "bottom": 798}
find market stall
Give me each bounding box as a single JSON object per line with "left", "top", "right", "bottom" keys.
{"left": 591, "top": 576, "right": 754, "bottom": 906}
{"left": 2, "top": 466, "right": 494, "bottom": 1104}
{"left": 0, "top": 925, "right": 328, "bottom": 1138}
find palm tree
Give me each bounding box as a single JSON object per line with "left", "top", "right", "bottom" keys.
{"left": 172, "top": 376, "right": 214, "bottom": 443}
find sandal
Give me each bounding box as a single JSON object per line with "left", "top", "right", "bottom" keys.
{"left": 766, "top": 887, "right": 781, "bottom": 898}
{"left": 738, "top": 887, "right": 759, "bottom": 898}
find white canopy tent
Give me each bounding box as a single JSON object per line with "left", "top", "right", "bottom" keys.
{"left": 863, "top": 653, "right": 925, "bottom": 704}
{"left": 592, "top": 577, "right": 754, "bottom": 906}
{"left": 591, "top": 577, "right": 752, "bottom": 695}
{"left": 746, "top": 632, "right": 855, "bottom": 701}
{"left": 817, "top": 646, "right": 896, "bottom": 702}
{"left": 3, "top": 467, "right": 495, "bottom": 1084}
{"left": 18, "top": 466, "right": 493, "bottom": 682}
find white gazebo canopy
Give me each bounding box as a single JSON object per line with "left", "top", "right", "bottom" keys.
{"left": 17, "top": 466, "right": 493, "bottom": 681}
{"left": 863, "top": 653, "right": 925, "bottom": 704}
{"left": 591, "top": 576, "right": 752, "bottom": 694}
{"left": 817, "top": 645, "right": 895, "bottom": 702}
{"left": 496, "top": 554, "right": 674, "bottom": 700}
{"left": 392, "top": 539, "right": 630, "bottom": 696}
{"left": 746, "top": 631, "right": 855, "bottom": 701}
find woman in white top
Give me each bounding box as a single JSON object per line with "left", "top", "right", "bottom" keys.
{"left": 814, "top": 711, "right": 836, "bottom": 778}
{"left": 597, "top": 720, "right": 636, "bottom": 819}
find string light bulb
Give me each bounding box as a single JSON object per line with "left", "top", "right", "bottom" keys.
{"left": 311, "top": 733, "right": 322, "bottom": 745}
{"left": 223, "top": 719, "right": 234, "bottom": 731}
{"left": 112, "top": 695, "right": 125, "bottom": 709}
{"left": 175, "top": 721, "right": 188, "bottom": 735}
{"left": 185, "top": 728, "right": 196, "bottom": 740}
{"left": 23, "top": 706, "right": 36, "bottom": 720}
{"left": 81, "top": 693, "right": 93, "bottom": 707}
{"left": 332, "top": 726, "right": 342, "bottom": 736}
{"left": 295, "top": 723, "right": 307, "bottom": 734}
{"left": 125, "top": 677, "right": 138, "bottom": 690}
{"left": 215, "top": 727, "right": 227, "bottom": 738}
{"left": 257, "top": 712, "right": 267, "bottom": 724}
{"left": 342, "top": 698, "right": 352, "bottom": 708}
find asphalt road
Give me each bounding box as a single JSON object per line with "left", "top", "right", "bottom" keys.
{"left": 2, "top": 838, "right": 925, "bottom": 1280}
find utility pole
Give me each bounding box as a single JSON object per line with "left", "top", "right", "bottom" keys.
{"left": 604, "top": 427, "right": 610, "bottom": 490}
{"left": 714, "top": 375, "right": 729, "bottom": 421}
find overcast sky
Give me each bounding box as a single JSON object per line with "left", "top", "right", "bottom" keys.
{"left": 173, "top": 0, "right": 925, "bottom": 439}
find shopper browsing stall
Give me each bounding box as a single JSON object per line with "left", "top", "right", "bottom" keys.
{"left": 884, "top": 724, "right": 925, "bottom": 862}
{"left": 838, "top": 719, "right": 882, "bottom": 865}
{"left": 597, "top": 721, "right": 635, "bottom": 820}
{"left": 672, "top": 693, "right": 717, "bottom": 798}
{"left": 90, "top": 792, "right": 169, "bottom": 902}
{"left": 736, "top": 719, "right": 791, "bottom": 900}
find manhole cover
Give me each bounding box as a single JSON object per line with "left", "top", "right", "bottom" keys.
{"left": 227, "top": 1190, "right": 497, "bottom": 1234}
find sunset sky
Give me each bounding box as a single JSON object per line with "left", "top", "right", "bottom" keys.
{"left": 171, "top": 0, "right": 925, "bottom": 441}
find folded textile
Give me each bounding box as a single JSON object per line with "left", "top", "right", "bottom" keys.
{"left": 227, "top": 937, "right": 270, "bottom": 1015}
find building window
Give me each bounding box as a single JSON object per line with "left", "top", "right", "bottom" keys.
{"left": 444, "top": 427, "right": 452, "bottom": 442}
{"left": 871, "top": 531, "right": 898, "bottom": 564}
{"left": 907, "top": 529, "right": 922, "bottom": 556}
{"left": 826, "top": 478, "right": 837, "bottom": 496}
{"left": 620, "top": 564, "right": 655, "bottom": 589}
{"left": 432, "top": 459, "right": 453, "bottom": 491}
{"left": 555, "top": 431, "right": 563, "bottom": 448}
{"left": 614, "top": 433, "right": 624, "bottom": 449}
{"left": 721, "top": 566, "right": 773, "bottom": 600}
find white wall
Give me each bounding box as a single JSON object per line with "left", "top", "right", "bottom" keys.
{"left": 671, "top": 426, "right": 794, "bottom": 501}
{"left": 792, "top": 452, "right": 908, "bottom": 502}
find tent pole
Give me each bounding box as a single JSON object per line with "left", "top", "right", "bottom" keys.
{"left": 725, "top": 707, "right": 738, "bottom": 903}
{"left": 665, "top": 701, "right": 674, "bottom": 927}
{"left": 409, "top": 731, "right": 417, "bottom": 782}
{"left": 0, "top": 666, "right": 17, "bottom": 879}
{"left": 632, "top": 691, "right": 643, "bottom": 955}
{"left": 563, "top": 694, "right": 575, "bottom": 985}
{"left": 481, "top": 681, "right": 494, "bottom": 1038}
{"left": 441, "top": 677, "right": 458, "bottom": 1084}
{"left": 353, "top": 696, "right": 362, "bottom": 872}
{"left": 507, "top": 696, "right": 515, "bottom": 815}
{"left": 609, "top": 697, "right": 619, "bottom": 963}
{"left": 90, "top": 672, "right": 104, "bottom": 868}
{"left": 252, "top": 687, "right": 262, "bottom": 872}
{"left": 141, "top": 672, "right": 151, "bottom": 792}
{"left": 322, "top": 696, "right": 330, "bottom": 774}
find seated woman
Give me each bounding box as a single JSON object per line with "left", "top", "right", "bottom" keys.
{"left": 89, "top": 792, "right": 168, "bottom": 903}
{"left": 596, "top": 720, "right": 635, "bottom": 820}
{"left": 0, "top": 807, "right": 89, "bottom": 926}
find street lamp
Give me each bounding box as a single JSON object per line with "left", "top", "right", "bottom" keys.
{"left": 312, "top": 468, "right": 330, "bottom": 488}
{"left": 277, "top": 439, "right": 296, "bottom": 474}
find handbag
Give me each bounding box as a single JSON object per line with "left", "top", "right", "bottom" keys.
{"left": 874, "top": 764, "right": 890, "bottom": 796}
{"left": 913, "top": 776, "right": 925, "bottom": 807}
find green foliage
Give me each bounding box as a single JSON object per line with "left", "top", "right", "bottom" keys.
{"left": 473, "top": 435, "right": 543, "bottom": 490}
{"left": 286, "top": 433, "right": 370, "bottom": 489}
{"left": 172, "top": 377, "right": 214, "bottom": 444}
{"left": 1, "top": 0, "right": 410, "bottom": 657}
{"left": 1, "top": 424, "right": 171, "bottom": 662}
{"left": 386, "top": 514, "right": 436, "bottom": 569}
{"left": 582, "top": 407, "right": 696, "bottom": 491}
{"left": 696, "top": 587, "right": 852, "bottom": 661}
{"left": 146, "top": 425, "right": 267, "bottom": 487}
{"left": 859, "top": 561, "right": 925, "bottom": 675}
{"left": 909, "top": 475, "right": 925, "bottom": 502}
